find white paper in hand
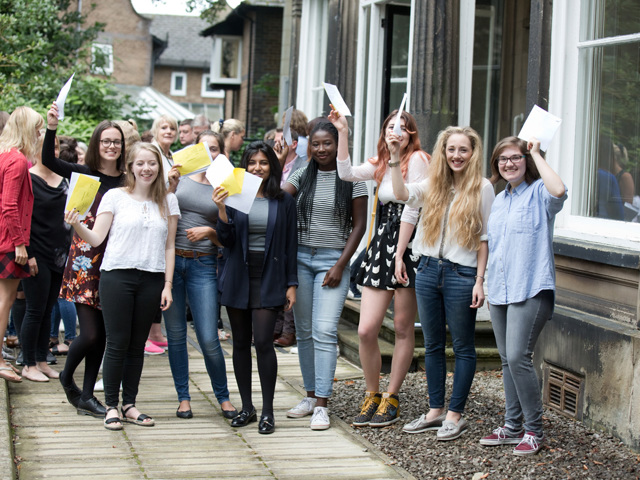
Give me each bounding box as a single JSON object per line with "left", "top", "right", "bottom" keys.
{"left": 283, "top": 106, "right": 294, "bottom": 146}
{"left": 205, "top": 155, "right": 234, "bottom": 187}
{"left": 56, "top": 74, "right": 75, "bottom": 121}
{"left": 323, "top": 83, "right": 352, "bottom": 116}
{"left": 225, "top": 171, "right": 263, "bottom": 214}
{"left": 517, "top": 105, "right": 562, "bottom": 152}
{"left": 393, "top": 93, "right": 408, "bottom": 137}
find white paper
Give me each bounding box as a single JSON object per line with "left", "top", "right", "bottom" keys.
{"left": 283, "top": 106, "right": 294, "bottom": 147}
{"left": 205, "top": 155, "right": 263, "bottom": 214}
{"left": 224, "top": 171, "right": 263, "bottom": 214}
{"left": 517, "top": 105, "right": 562, "bottom": 152}
{"left": 323, "top": 82, "right": 352, "bottom": 116}
{"left": 65, "top": 171, "right": 100, "bottom": 220}
{"left": 205, "top": 155, "right": 234, "bottom": 187}
{"left": 392, "top": 93, "right": 408, "bottom": 137}
{"left": 56, "top": 73, "right": 75, "bottom": 121}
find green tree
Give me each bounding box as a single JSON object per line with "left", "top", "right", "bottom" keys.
{"left": 0, "top": 0, "right": 139, "bottom": 141}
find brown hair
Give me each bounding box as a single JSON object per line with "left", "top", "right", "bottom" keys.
{"left": 489, "top": 136, "right": 540, "bottom": 185}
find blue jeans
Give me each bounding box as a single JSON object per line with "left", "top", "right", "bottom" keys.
{"left": 293, "top": 246, "right": 350, "bottom": 398}
{"left": 489, "top": 290, "right": 554, "bottom": 436}
{"left": 164, "top": 254, "right": 230, "bottom": 405}
{"left": 415, "top": 256, "right": 477, "bottom": 413}
{"left": 50, "top": 298, "right": 77, "bottom": 341}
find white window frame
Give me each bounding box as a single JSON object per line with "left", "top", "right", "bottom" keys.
{"left": 200, "top": 74, "right": 225, "bottom": 98}
{"left": 91, "top": 43, "right": 113, "bottom": 76}
{"left": 170, "top": 72, "right": 187, "bottom": 97}
{"left": 210, "top": 35, "right": 242, "bottom": 85}
{"left": 549, "top": 1, "right": 640, "bottom": 248}
{"left": 296, "top": 0, "right": 329, "bottom": 118}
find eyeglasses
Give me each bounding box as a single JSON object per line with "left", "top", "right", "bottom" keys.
{"left": 100, "top": 139, "right": 122, "bottom": 148}
{"left": 498, "top": 155, "right": 525, "bottom": 165}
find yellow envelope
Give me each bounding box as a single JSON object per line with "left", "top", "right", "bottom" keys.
{"left": 67, "top": 174, "right": 101, "bottom": 215}
{"left": 220, "top": 168, "right": 245, "bottom": 196}
{"left": 173, "top": 143, "right": 212, "bottom": 175}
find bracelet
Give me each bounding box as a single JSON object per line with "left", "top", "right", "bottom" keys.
{"left": 475, "top": 275, "right": 485, "bottom": 281}
{"left": 389, "top": 161, "right": 400, "bottom": 168}
{"left": 165, "top": 280, "right": 173, "bottom": 285}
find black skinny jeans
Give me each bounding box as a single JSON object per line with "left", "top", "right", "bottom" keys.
{"left": 99, "top": 269, "right": 164, "bottom": 407}
{"left": 21, "top": 260, "right": 63, "bottom": 366}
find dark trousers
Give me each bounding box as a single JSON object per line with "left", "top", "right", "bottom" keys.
{"left": 21, "top": 261, "right": 62, "bottom": 366}
{"left": 99, "top": 269, "right": 164, "bottom": 407}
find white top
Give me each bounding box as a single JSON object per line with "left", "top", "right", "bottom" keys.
{"left": 97, "top": 188, "right": 180, "bottom": 272}
{"left": 337, "top": 151, "right": 428, "bottom": 225}
{"left": 406, "top": 177, "right": 494, "bottom": 268}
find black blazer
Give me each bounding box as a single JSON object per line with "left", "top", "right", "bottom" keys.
{"left": 217, "top": 193, "right": 298, "bottom": 309}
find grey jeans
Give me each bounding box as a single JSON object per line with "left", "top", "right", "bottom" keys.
{"left": 489, "top": 290, "right": 554, "bottom": 436}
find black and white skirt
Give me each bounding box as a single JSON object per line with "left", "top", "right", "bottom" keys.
{"left": 355, "top": 202, "right": 420, "bottom": 290}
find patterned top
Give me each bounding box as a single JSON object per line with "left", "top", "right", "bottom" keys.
{"left": 287, "top": 168, "right": 367, "bottom": 249}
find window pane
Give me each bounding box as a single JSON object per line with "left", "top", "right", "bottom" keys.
{"left": 581, "top": 0, "right": 640, "bottom": 41}
{"left": 221, "top": 38, "right": 240, "bottom": 79}
{"left": 574, "top": 41, "right": 640, "bottom": 221}
{"left": 174, "top": 75, "right": 183, "bottom": 91}
{"left": 388, "top": 11, "right": 410, "bottom": 112}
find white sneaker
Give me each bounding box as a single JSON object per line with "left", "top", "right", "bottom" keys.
{"left": 310, "top": 406, "right": 330, "bottom": 430}
{"left": 286, "top": 397, "right": 317, "bottom": 418}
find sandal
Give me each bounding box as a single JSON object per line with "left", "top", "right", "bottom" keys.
{"left": 0, "top": 366, "right": 21, "bottom": 383}
{"left": 104, "top": 407, "right": 123, "bottom": 431}
{"left": 121, "top": 404, "right": 155, "bottom": 427}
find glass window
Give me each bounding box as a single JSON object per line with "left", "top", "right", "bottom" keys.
{"left": 91, "top": 43, "right": 113, "bottom": 76}
{"left": 383, "top": 5, "right": 411, "bottom": 117}
{"left": 574, "top": 1, "right": 640, "bottom": 222}
{"left": 201, "top": 74, "right": 225, "bottom": 98}
{"left": 171, "top": 72, "right": 187, "bottom": 96}
{"left": 210, "top": 36, "right": 242, "bottom": 85}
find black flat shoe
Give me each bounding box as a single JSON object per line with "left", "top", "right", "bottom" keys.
{"left": 59, "top": 372, "right": 82, "bottom": 408}
{"left": 176, "top": 408, "right": 193, "bottom": 419}
{"left": 258, "top": 414, "right": 275, "bottom": 434}
{"left": 222, "top": 408, "right": 239, "bottom": 419}
{"left": 77, "top": 396, "right": 107, "bottom": 418}
{"left": 231, "top": 408, "right": 257, "bottom": 427}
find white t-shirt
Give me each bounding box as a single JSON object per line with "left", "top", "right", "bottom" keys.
{"left": 406, "top": 177, "right": 494, "bottom": 268}
{"left": 336, "top": 151, "right": 429, "bottom": 225}
{"left": 97, "top": 188, "right": 180, "bottom": 272}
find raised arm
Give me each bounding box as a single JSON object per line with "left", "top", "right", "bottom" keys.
{"left": 42, "top": 103, "right": 90, "bottom": 178}
{"left": 529, "top": 137, "right": 565, "bottom": 198}
{"left": 389, "top": 135, "right": 409, "bottom": 201}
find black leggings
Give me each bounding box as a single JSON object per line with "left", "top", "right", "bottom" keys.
{"left": 61, "top": 303, "right": 106, "bottom": 401}
{"left": 226, "top": 306, "right": 278, "bottom": 417}
{"left": 20, "top": 261, "right": 62, "bottom": 366}
{"left": 99, "top": 269, "right": 163, "bottom": 407}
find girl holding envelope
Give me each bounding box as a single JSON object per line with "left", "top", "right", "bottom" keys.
{"left": 164, "top": 131, "right": 238, "bottom": 420}
{"left": 479, "top": 137, "right": 566, "bottom": 455}
{"left": 0, "top": 107, "right": 44, "bottom": 384}
{"left": 391, "top": 126, "right": 494, "bottom": 440}
{"left": 212, "top": 141, "right": 298, "bottom": 435}
{"left": 43, "top": 102, "right": 125, "bottom": 417}
{"left": 330, "top": 110, "right": 428, "bottom": 427}
{"left": 282, "top": 120, "right": 368, "bottom": 430}
{"left": 65, "top": 142, "right": 179, "bottom": 430}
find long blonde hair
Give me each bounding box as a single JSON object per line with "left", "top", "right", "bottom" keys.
{"left": 0, "top": 107, "right": 45, "bottom": 159}
{"left": 421, "top": 126, "right": 484, "bottom": 251}
{"left": 123, "top": 142, "right": 168, "bottom": 217}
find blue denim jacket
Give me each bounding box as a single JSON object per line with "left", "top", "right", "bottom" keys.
{"left": 487, "top": 179, "right": 567, "bottom": 305}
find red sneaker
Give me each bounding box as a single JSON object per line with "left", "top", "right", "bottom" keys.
{"left": 513, "top": 432, "right": 544, "bottom": 455}
{"left": 479, "top": 426, "right": 525, "bottom": 446}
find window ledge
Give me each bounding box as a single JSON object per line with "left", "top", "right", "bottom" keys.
{"left": 553, "top": 237, "right": 640, "bottom": 270}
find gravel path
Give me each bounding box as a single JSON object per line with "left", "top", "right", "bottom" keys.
{"left": 330, "top": 370, "right": 640, "bottom": 480}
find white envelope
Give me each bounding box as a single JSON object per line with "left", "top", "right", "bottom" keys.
{"left": 283, "top": 106, "right": 294, "bottom": 147}
{"left": 517, "top": 105, "right": 562, "bottom": 152}
{"left": 323, "top": 83, "right": 352, "bottom": 116}
{"left": 393, "top": 93, "right": 408, "bottom": 137}
{"left": 205, "top": 155, "right": 264, "bottom": 214}
{"left": 56, "top": 74, "right": 75, "bottom": 121}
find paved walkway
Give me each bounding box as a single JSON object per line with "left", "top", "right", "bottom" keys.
{"left": 1, "top": 325, "right": 414, "bottom": 480}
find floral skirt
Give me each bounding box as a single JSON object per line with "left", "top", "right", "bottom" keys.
{"left": 60, "top": 233, "right": 105, "bottom": 309}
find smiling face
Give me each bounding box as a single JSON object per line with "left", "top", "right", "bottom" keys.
{"left": 157, "top": 121, "right": 177, "bottom": 149}
{"left": 131, "top": 149, "right": 160, "bottom": 186}
{"left": 99, "top": 127, "right": 123, "bottom": 164}
{"left": 497, "top": 145, "right": 527, "bottom": 188}
{"left": 310, "top": 129, "right": 337, "bottom": 171}
{"left": 179, "top": 124, "right": 196, "bottom": 146}
{"left": 246, "top": 151, "right": 270, "bottom": 185}
{"left": 445, "top": 133, "right": 473, "bottom": 178}
{"left": 199, "top": 135, "right": 221, "bottom": 160}
{"left": 385, "top": 118, "right": 410, "bottom": 151}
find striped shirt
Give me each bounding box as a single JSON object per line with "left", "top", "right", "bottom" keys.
{"left": 287, "top": 168, "right": 368, "bottom": 249}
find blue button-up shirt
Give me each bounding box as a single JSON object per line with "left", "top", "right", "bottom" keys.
{"left": 487, "top": 179, "right": 567, "bottom": 305}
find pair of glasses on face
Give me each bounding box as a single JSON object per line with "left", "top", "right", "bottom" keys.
{"left": 498, "top": 155, "right": 525, "bottom": 165}
{"left": 100, "top": 139, "right": 122, "bottom": 148}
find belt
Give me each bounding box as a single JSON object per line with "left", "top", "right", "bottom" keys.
{"left": 175, "top": 248, "right": 213, "bottom": 258}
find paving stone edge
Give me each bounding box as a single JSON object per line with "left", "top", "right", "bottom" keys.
{"left": 0, "top": 380, "right": 15, "bottom": 480}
